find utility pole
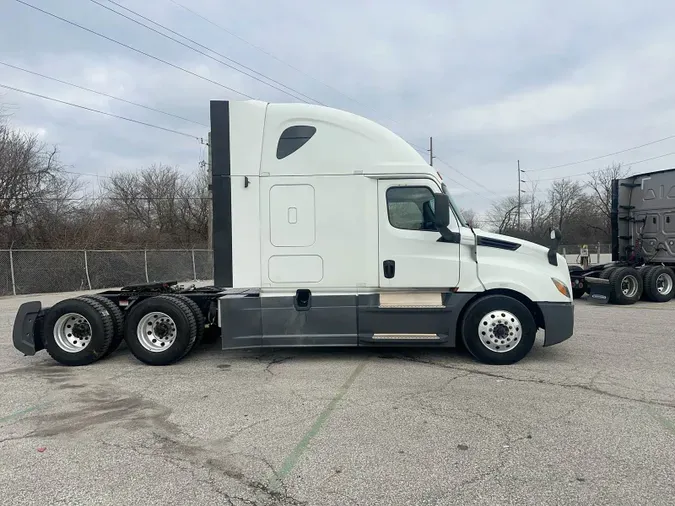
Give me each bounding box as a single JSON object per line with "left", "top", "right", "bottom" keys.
{"left": 428, "top": 136, "right": 434, "bottom": 166}
{"left": 517, "top": 160, "right": 526, "bottom": 231}
{"left": 517, "top": 160, "right": 521, "bottom": 230}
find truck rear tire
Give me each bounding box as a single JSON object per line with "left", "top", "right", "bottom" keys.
{"left": 124, "top": 295, "right": 198, "bottom": 365}
{"left": 608, "top": 267, "right": 642, "bottom": 304}
{"left": 171, "top": 294, "right": 205, "bottom": 347}
{"left": 42, "top": 297, "right": 114, "bottom": 366}
{"left": 81, "top": 294, "right": 125, "bottom": 357}
{"left": 460, "top": 294, "right": 536, "bottom": 365}
{"left": 643, "top": 266, "right": 675, "bottom": 302}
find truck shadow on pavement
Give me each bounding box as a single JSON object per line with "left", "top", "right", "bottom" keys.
{"left": 186, "top": 332, "right": 565, "bottom": 371}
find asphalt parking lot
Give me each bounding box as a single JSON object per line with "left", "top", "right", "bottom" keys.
{"left": 1, "top": 289, "right": 675, "bottom": 506}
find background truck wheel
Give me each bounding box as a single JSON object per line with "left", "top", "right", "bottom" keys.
{"left": 42, "top": 297, "right": 114, "bottom": 366}
{"left": 600, "top": 266, "right": 617, "bottom": 279}
{"left": 608, "top": 267, "right": 642, "bottom": 304}
{"left": 638, "top": 266, "right": 655, "bottom": 300}
{"left": 460, "top": 294, "right": 537, "bottom": 365}
{"left": 124, "top": 295, "right": 198, "bottom": 365}
{"left": 572, "top": 287, "right": 586, "bottom": 299}
{"left": 568, "top": 266, "right": 586, "bottom": 299}
{"left": 171, "top": 294, "right": 205, "bottom": 347}
{"left": 81, "top": 294, "right": 125, "bottom": 357}
{"left": 643, "top": 266, "right": 675, "bottom": 302}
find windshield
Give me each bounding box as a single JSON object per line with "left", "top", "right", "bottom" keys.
{"left": 441, "top": 182, "right": 469, "bottom": 227}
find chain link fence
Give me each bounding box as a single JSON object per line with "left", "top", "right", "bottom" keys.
{"left": 0, "top": 249, "right": 213, "bottom": 296}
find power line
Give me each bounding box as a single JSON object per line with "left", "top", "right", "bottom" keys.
{"left": 100, "top": 0, "right": 452, "bottom": 160}
{"left": 532, "top": 151, "right": 675, "bottom": 183}
{"left": 162, "top": 0, "right": 445, "bottom": 156}
{"left": 0, "top": 61, "right": 207, "bottom": 127}
{"left": 1, "top": 195, "right": 212, "bottom": 201}
{"left": 525, "top": 134, "right": 675, "bottom": 173}
{"left": 10, "top": 0, "right": 499, "bottom": 201}
{"left": 434, "top": 156, "right": 501, "bottom": 198}
{"left": 166, "top": 0, "right": 371, "bottom": 110}
{"left": 12, "top": 1, "right": 446, "bottom": 169}
{"left": 13, "top": 0, "right": 253, "bottom": 99}
{"left": 0, "top": 83, "right": 201, "bottom": 140}
{"left": 89, "top": 0, "right": 318, "bottom": 104}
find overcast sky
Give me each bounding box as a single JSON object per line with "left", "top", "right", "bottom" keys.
{"left": 2, "top": 0, "right": 675, "bottom": 217}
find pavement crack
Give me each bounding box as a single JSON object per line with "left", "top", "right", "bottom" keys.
{"left": 264, "top": 356, "right": 294, "bottom": 375}
{"left": 392, "top": 354, "right": 675, "bottom": 409}
{"left": 0, "top": 434, "right": 33, "bottom": 445}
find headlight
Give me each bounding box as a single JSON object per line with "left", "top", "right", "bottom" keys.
{"left": 551, "top": 277, "right": 571, "bottom": 298}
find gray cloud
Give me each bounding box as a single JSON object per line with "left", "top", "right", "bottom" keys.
{"left": 2, "top": 0, "right": 675, "bottom": 216}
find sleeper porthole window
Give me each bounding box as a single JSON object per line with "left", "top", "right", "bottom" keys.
{"left": 276, "top": 125, "right": 316, "bottom": 159}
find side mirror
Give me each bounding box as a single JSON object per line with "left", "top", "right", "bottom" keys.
{"left": 433, "top": 193, "right": 450, "bottom": 229}
{"left": 550, "top": 228, "right": 562, "bottom": 242}
{"left": 547, "top": 227, "right": 562, "bottom": 266}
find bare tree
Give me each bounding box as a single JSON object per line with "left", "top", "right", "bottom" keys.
{"left": 523, "top": 182, "right": 549, "bottom": 239}
{"left": 460, "top": 208, "right": 480, "bottom": 228}
{"left": 586, "top": 162, "right": 629, "bottom": 234}
{"left": 0, "top": 122, "right": 80, "bottom": 247}
{"left": 485, "top": 196, "right": 521, "bottom": 234}
{"left": 547, "top": 178, "right": 585, "bottom": 232}
{"left": 100, "top": 163, "right": 209, "bottom": 248}
{"left": 176, "top": 164, "right": 209, "bottom": 244}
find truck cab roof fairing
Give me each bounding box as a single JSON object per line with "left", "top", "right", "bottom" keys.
{"left": 225, "top": 100, "right": 431, "bottom": 177}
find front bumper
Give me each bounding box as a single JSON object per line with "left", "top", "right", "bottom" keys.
{"left": 538, "top": 301, "right": 574, "bottom": 347}
{"left": 12, "top": 301, "right": 44, "bottom": 356}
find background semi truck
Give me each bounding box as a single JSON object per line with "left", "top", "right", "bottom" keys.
{"left": 12, "top": 100, "right": 574, "bottom": 367}
{"left": 570, "top": 167, "right": 675, "bottom": 304}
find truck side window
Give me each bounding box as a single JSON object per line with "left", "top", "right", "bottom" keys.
{"left": 386, "top": 186, "right": 437, "bottom": 231}
{"left": 276, "top": 125, "right": 317, "bottom": 159}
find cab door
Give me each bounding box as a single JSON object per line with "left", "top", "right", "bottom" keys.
{"left": 377, "top": 179, "right": 461, "bottom": 288}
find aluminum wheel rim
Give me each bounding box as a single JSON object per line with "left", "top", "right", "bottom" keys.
{"left": 621, "top": 275, "right": 639, "bottom": 298}
{"left": 478, "top": 310, "right": 522, "bottom": 353}
{"left": 54, "top": 313, "right": 92, "bottom": 353}
{"left": 137, "top": 312, "right": 177, "bottom": 353}
{"left": 656, "top": 272, "right": 673, "bottom": 295}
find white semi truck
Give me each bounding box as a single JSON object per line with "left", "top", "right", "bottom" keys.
{"left": 12, "top": 100, "right": 574, "bottom": 367}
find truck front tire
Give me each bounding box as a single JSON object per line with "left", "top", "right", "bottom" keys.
{"left": 124, "top": 295, "right": 198, "bottom": 365}
{"left": 460, "top": 294, "right": 537, "bottom": 365}
{"left": 42, "top": 297, "right": 114, "bottom": 366}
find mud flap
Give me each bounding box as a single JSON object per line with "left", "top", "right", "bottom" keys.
{"left": 585, "top": 277, "right": 611, "bottom": 304}
{"left": 12, "top": 301, "right": 44, "bottom": 355}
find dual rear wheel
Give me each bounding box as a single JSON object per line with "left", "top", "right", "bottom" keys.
{"left": 42, "top": 294, "right": 204, "bottom": 366}
{"left": 599, "top": 265, "right": 675, "bottom": 304}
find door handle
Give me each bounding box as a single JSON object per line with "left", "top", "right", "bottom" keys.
{"left": 383, "top": 260, "right": 395, "bottom": 279}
